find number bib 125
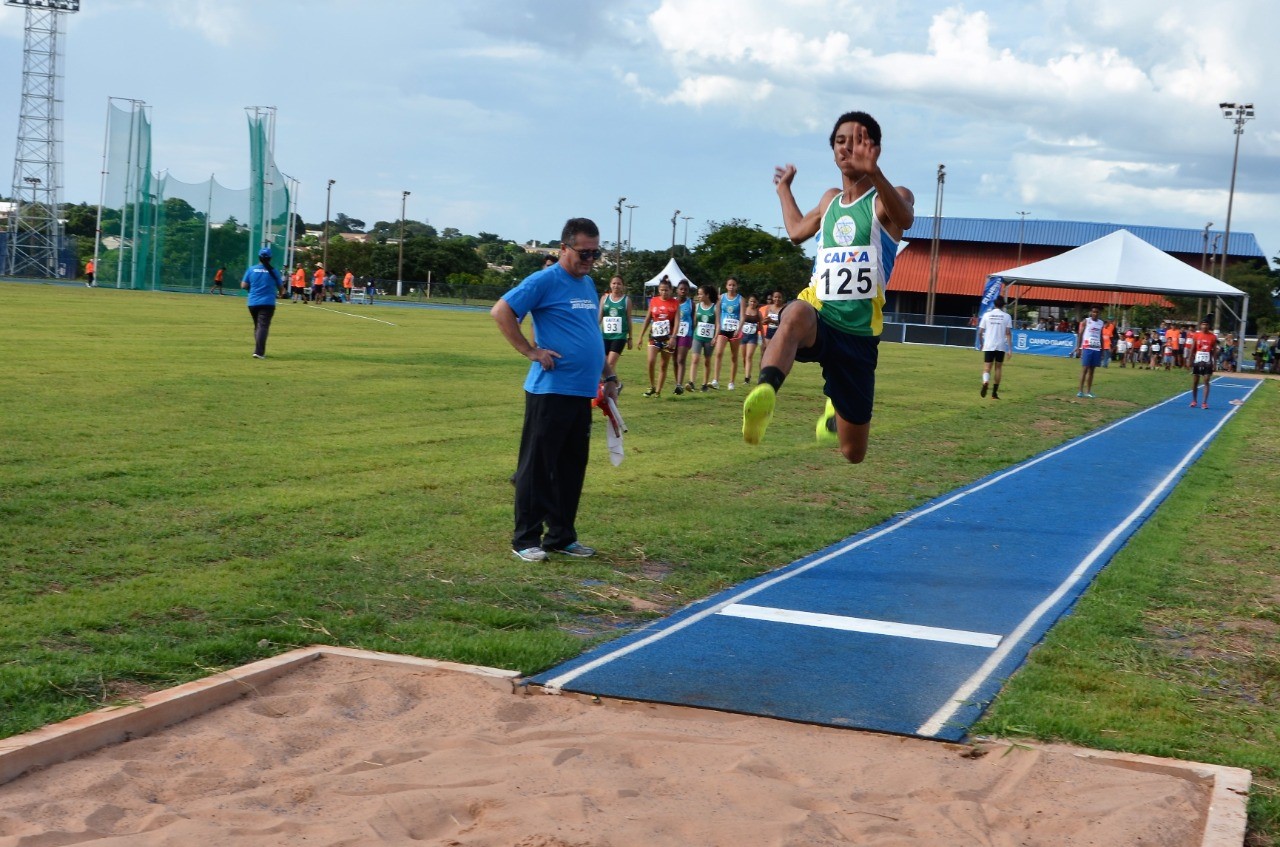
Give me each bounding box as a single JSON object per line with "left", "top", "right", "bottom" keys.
{"left": 812, "top": 244, "right": 880, "bottom": 301}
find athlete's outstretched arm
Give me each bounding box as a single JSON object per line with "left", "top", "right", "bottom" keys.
{"left": 774, "top": 165, "right": 837, "bottom": 244}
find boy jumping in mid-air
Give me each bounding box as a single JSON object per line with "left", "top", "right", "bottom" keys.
{"left": 743, "top": 111, "right": 914, "bottom": 463}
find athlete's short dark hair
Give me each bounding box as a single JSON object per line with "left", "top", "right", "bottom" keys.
{"left": 829, "top": 111, "right": 882, "bottom": 148}
{"left": 561, "top": 217, "right": 599, "bottom": 245}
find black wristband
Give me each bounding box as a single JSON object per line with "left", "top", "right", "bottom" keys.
{"left": 603, "top": 375, "right": 618, "bottom": 384}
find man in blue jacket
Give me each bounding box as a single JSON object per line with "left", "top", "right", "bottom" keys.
{"left": 491, "top": 218, "right": 619, "bottom": 562}
{"left": 242, "top": 246, "right": 285, "bottom": 359}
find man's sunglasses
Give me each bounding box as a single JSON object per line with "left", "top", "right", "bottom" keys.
{"left": 564, "top": 245, "right": 603, "bottom": 261}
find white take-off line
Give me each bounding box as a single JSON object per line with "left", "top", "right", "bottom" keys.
{"left": 916, "top": 378, "right": 1262, "bottom": 737}
{"left": 719, "top": 603, "right": 1002, "bottom": 648}
{"left": 542, "top": 388, "right": 1214, "bottom": 692}
{"left": 307, "top": 304, "right": 397, "bottom": 326}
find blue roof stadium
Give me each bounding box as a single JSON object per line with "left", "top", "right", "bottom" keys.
{"left": 902, "top": 217, "right": 1266, "bottom": 260}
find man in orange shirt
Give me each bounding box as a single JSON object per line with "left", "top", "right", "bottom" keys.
{"left": 1101, "top": 318, "right": 1115, "bottom": 367}
{"left": 636, "top": 278, "right": 680, "bottom": 396}
{"left": 312, "top": 264, "right": 325, "bottom": 303}
{"left": 1164, "top": 323, "right": 1181, "bottom": 370}
{"left": 343, "top": 269, "right": 354, "bottom": 301}
{"left": 1188, "top": 318, "right": 1218, "bottom": 409}
{"left": 291, "top": 265, "right": 306, "bottom": 301}
{"left": 211, "top": 266, "right": 225, "bottom": 295}
{"left": 84, "top": 258, "right": 95, "bottom": 287}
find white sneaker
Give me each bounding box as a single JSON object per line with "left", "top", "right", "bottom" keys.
{"left": 728, "top": 382, "right": 736, "bottom": 391}
{"left": 512, "top": 546, "right": 547, "bottom": 562}
{"left": 710, "top": 379, "right": 719, "bottom": 388}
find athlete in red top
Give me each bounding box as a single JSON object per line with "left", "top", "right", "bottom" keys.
{"left": 1189, "top": 318, "right": 1218, "bottom": 409}
{"left": 636, "top": 278, "right": 680, "bottom": 396}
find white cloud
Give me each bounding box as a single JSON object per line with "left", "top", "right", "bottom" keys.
{"left": 163, "top": 0, "right": 247, "bottom": 47}
{"left": 663, "top": 75, "right": 775, "bottom": 108}
{"left": 1014, "top": 153, "right": 1222, "bottom": 220}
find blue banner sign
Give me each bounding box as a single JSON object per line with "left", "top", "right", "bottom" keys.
{"left": 1013, "top": 329, "right": 1077, "bottom": 357}
{"left": 975, "top": 275, "right": 1004, "bottom": 349}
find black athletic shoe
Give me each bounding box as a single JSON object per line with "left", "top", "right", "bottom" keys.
{"left": 980, "top": 383, "right": 988, "bottom": 397}
{"left": 673, "top": 384, "right": 684, "bottom": 395}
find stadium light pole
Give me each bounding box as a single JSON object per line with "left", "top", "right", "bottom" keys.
{"left": 681, "top": 215, "right": 693, "bottom": 255}
{"left": 322, "top": 178, "right": 335, "bottom": 273}
{"left": 398, "top": 190, "right": 409, "bottom": 298}
{"left": 1199, "top": 221, "right": 1213, "bottom": 323}
{"left": 1216, "top": 102, "right": 1253, "bottom": 283}
{"left": 1014, "top": 211, "right": 1029, "bottom": 322}
{"left": 614, "top": 196, "right": 625, "bottom": 275}
{"left": 669, "top": 209, "right": 679, "bottom": 257}
{"left": 925, "top": 164, "right": 945, "bottom": 325}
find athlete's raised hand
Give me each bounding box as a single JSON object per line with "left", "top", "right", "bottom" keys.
{"left": 773, "top": 164, "right": 797, "bottom": 191}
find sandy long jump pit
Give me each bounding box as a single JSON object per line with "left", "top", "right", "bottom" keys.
{"left": 0, "top": 647, "right": 1250, "bottom": 846}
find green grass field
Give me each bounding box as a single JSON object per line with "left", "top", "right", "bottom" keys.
{"left": 2, "top": 281, "right": 1276, "bottom": 841}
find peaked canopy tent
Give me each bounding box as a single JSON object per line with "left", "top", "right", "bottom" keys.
{"left": 643, "top": 257, "right": 694, "bottom": 289}
{"left": 989, "top": 229, "right": 1249, "bottom": 337}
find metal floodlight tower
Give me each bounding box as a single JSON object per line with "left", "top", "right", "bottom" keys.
{"left": 1216, "top": 102, "right": 1254, "bottom": 283}
{"left": 6, "top": 0, "right": 80, "bottom": 278}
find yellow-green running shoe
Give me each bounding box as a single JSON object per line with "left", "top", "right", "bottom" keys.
{"left": 816, "top": 398, "right": 839, "bottom": 446}
{"left": 742, "top": 384, "right": 776, "bottom": 445}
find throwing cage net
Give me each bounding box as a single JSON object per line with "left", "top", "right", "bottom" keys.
{"left": 94, "top": 100, "right": 291, "bottom": 292}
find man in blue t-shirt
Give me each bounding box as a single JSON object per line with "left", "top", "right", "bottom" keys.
{"left": 241, "top": 246, "right": 285, "bottom": 359}
{"left": 491, "top": 218, "right": 619, "bottom": 563}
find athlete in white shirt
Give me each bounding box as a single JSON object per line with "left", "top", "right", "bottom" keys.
{"left": 1075, "top": 306, "right": 1106, "bottom": 398}
{"left": 976, "top": 296, "right": 1013, "bottom": 399}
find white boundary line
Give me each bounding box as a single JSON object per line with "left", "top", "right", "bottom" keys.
{"left": 720, "top": 603, "right": 1002, "bottom": 648}
{"left": 307, "top": 304, "right": 397, "bottom": 326}
{"left": 916, "top": 378, "right": 1262, "bottom": 737}
{"left": 543, "top": 386, "right": 1238, "bottom": 691}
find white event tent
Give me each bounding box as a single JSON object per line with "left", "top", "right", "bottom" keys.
{"left": 643, "top": 257, "right": 694, "bottom": 289}
{"left": 990, "top": 229, "right": 1249, "bottom": 337}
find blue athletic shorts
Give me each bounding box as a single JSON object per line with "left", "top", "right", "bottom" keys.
{"left": 1081, "top": 348, "right": 1103, "bottom": 368}
{"left": 793, "top": 316, "right": 878, "bottom": 426}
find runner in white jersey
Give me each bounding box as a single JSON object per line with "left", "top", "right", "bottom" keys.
{"left": 976, "top": 296, "right": 1013, "bottom": 399}
{"left": 1075, "top": 306, "right": 1106, "bottom": 398}
{"left": 743, "top": 110, "right": 915, "bottom": 464}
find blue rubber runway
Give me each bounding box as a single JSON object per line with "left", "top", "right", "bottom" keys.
{"left": 532, "top": 377, "right": 1261, "bottom": 741}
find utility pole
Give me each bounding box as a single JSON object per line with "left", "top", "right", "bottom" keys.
{"left": 669, "top": 209, "right": 679, "bottom": 257}
{"left": 398, "top": 190, "right": 409, "bottom": 297}
{"left": 1016, "top": 211, "right": 1030, "bottom": 266}
{"left": 681, "top": 215, "right": 693, "bottom": 255}
{"left": 625, "top": 203, "right": 637, "bottom": 258}
{"left": 925, "top": 164, "right": 945, "bottom": 325}
{"left": 322, "top": 178, "right": 335, "bottom": 274}
{"left": 614, "top": 196, "right": 625, "bottom": 275}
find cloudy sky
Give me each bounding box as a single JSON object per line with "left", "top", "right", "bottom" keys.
{"left": 2, "top": 0, "right": 1276, "bottom": 262}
